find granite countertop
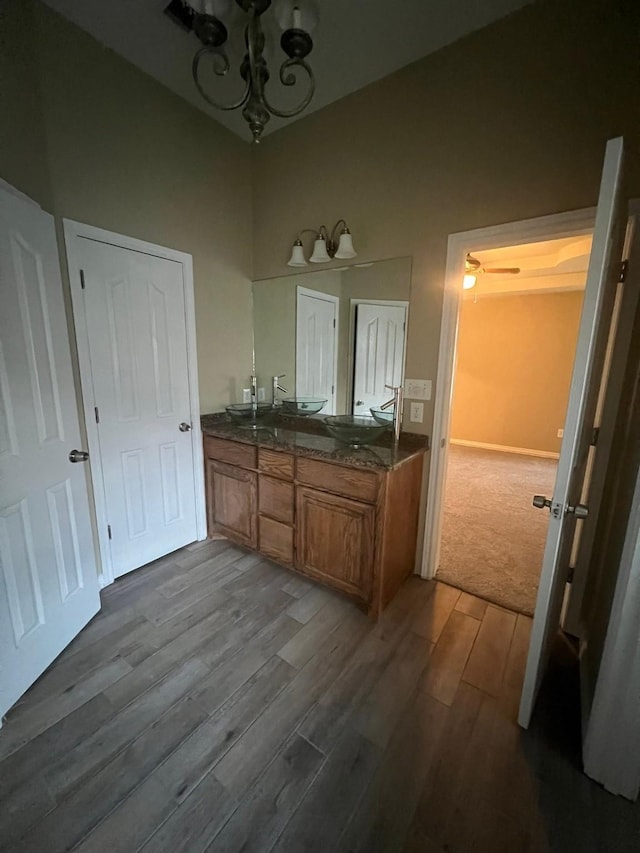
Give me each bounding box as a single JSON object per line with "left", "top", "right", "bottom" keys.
{"left": 201, "top": 412, "right": 429, "bottom": 471}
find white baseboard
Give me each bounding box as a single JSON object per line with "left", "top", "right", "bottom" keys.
{"left": 450, "top": 438, "right": 560, "bottom": 460}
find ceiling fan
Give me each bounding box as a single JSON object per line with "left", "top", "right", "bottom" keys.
{"left": 463, "top": 253, "right": 520, "bottom": 290}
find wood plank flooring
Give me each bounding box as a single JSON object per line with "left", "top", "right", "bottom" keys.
{"left": 1, "top": 539, "right": 639, "bottom": 852}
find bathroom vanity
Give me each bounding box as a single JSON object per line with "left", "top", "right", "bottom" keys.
{"left": 202, "top": 413, "right": 428, "bottom": 618}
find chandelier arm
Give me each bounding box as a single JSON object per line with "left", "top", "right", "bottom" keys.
{"left": 261, "top": 58, "right": 316, "bottom": 119}
{"left": 192, "top": 47, "right": 251, "bottom": 111}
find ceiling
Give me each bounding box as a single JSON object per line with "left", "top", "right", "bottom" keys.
{"left": 463, "top": 235, "right": 593, "bottom": 299}
{"left": 41, "top": 0, "right": 533, "bottom": 142}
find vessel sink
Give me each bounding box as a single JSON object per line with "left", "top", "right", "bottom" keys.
{"left": 225, "top": 402, "right": 275, "bottom": 428}
{"left": 281, "top": 397, "right": 328, "bottom": 416}
{"left": 324, "top": 415, "right": 388, "bottom": 447}
{"left": 369, "top": 406, "right": 394, "bottom": 426}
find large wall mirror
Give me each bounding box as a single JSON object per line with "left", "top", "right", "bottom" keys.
{"left": 252, "top": 256, "right": 412, "bottom": 417}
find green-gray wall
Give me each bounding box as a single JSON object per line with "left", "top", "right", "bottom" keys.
{"left": 251, "top": 0, "right": 640, "bottom": 441}
{"left": 0, "top": 0, "right": 254, "bottom": 413}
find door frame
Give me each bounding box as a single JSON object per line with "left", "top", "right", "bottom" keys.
{"left": 295, "top": 285, "right": 340, "bottom": 415}
{"left": 420, "top": 206, "right": 597, "bottom": 582}
{"left": 348, "top": 298, "right": 409, "bottom": 413}
{"left": 63, "top": 220, "right": 206, "bottom": 588}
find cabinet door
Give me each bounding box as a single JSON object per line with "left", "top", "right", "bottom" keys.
{"left": 207, "top": 459, "right": 257, "bottom": 548}
{"left": 296, "top": 486, "right": 375, "bottom": 602}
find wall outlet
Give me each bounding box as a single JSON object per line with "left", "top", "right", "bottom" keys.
{"left": 404, "top": 379, "right": 432, "bottom": 401}
{"left": 258, "top": 387, "right": 266, "bottom": 402}
{"left": 242, "top": 388, "right": 251, "bottom": 403}
{"left": 557, "top": 428, "right": 564, "bottom": 438}
{"left": 410, "top": 402, "right": 424, "bottom": 423}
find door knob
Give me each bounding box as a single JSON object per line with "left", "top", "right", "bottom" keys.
{"left": 567, "top": 503, "right": 589, "bottom": 519}
{"left": 355, "top": 400, "right": 364, "bottom": 406}
{"left": 532, "top": 495, "right": 552, "bottom": 509}
{"left": 179, "top": 422, "right": 192, "bottom": 432}
{"left": 69, "top": 449, "right": 89, "bottom": 463}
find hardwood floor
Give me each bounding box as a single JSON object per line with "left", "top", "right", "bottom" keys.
{"left": 1, "top": 539, "right": 639, "bottom": 852}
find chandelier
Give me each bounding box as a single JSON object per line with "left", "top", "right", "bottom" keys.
{"left": 189, "top": 0, "right": 317, "bottom": 143}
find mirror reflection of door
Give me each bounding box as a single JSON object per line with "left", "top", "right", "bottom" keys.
{"left": 296, "top": 286, "right": 339, "bottom": 415}
{"left": 352, "top": 300, "right": 408, "bottom": 416}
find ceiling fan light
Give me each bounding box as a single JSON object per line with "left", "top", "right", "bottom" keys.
{"left": 287, "top": 239, "right": 308, "bottom": 267}
{"left": 334, "top": 229, "right": 356, "bottom": 260}
{"left": 463, "top": 274, "right": 477, "bottom": 290}
{"left": 309, "top": 236, "right": 331, "bottom": 263}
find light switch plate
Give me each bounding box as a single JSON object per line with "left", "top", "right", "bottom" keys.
{"left": 242, "top": 388, "right": 251, "bottom": 403}
{"left": 404, "top": 379, "right": 432, "bottom": 401}
{"left": 410, "top": 402, "right": 424, "bottom": 423}
{"left": 258, "top": 387, "right": 266, "bottom": 402}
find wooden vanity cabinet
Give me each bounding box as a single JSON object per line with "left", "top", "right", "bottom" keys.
{"left": 203, "top": 434, "right": 424, "bottom": 617}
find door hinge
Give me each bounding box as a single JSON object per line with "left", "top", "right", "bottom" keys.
{"left": 94, "top": 406, "right": 100, "bottom": 424}
{"left": 333, "top": 318, "right": 336, "bottom": 328}
{"left": 591, "top": 426, "right": 600, "bottom": 446}
{"left": 332, "top": 385, "right": 335, "bottom": 394}
{"left": 619, "top": 259, "right": 628, "bottom": 283}
{"left": 107, "top": 524, "right": 112, "bottom": 540}
{"left": 567, "top": 565, "right": 575, "bottom": 583}
{"left": 80, "top": 269, "right": 86, "bottom": 289}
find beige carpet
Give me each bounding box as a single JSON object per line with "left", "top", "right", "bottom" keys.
{"left": 436, "top": 444, "right": 558, "bottom": 615}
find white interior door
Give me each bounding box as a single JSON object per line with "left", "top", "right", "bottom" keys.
{"left": 0, "top": 188, "right": 100, "bottom": 720}
{"left": 296, "top": 287, "right": 338, "bottom": 415}
{"left": 352, "top": 302, "right": 407, "bottom": 415}
{"left": 519, "top": 136, "right": 627, "bottom": 728}
{"left": 77, "top": 239, "right": 198, "bottom": 579}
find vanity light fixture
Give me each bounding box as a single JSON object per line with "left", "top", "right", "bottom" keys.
{"left": 287, "top": 220, "right": 357, "bottom": 267}
{"left": 185, "top": 0, "right": 318, "bottom": 144}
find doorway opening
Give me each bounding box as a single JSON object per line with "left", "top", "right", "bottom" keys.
{"left": 437, "top": 236, "right": 592, "bottom": 614}
{"left": 421, "top": 207, "right": 599, "bottom": 610}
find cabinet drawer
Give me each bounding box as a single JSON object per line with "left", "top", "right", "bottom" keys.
{"left": 204, "top": 436, "right": 256, "bottom": 469}
{"left": 258, "top": 448, "right": 294, "bottom": 480}
{"left": 296, "top": 457, "right": 380, "bottom": 504}
{"left": 259, "top": 516, "right": 294, "bottom": 566}
{"left": 259, "top": 475, "right": 294, "bottom": 524}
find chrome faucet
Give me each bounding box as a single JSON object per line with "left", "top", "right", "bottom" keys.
{"left": 272, "top": 374, "right": 288, "bottom": 406}
{"left": 380, "top": 383, "right": 404, "bottom": 442}
{"left": 250, "top": 374, "right": 258, "bottom": 412}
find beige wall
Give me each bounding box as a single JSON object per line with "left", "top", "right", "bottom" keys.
{"left": 251, "top": 0, "right": 639, "bottom": 563}
{"left": 0, "top": 0, "right": 254, "bottom": 414}
{"left": 450, "top": 291, "right": 584, "bottom": 453}
{"left": 251, "top": 0, "right": 640, "bottom": 442}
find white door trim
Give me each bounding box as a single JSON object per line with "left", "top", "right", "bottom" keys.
{"left": 420, "top": 206, "right": 597, "bottom": 580}
{"left": 63, "top": 220, "right": 205, "bottom": 588}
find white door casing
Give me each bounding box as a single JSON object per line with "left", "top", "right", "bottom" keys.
{"left": 518, "top": 136, "right": 627, "bottom": 728}
{"left": 296, "top": 287, "right": 339, "bottom": 415}
{"left": 0, "top": 188, "right": 100, "bottom": 720}
{"left": 352, "top": 301, "right": 408, "bottom": 415}
{"left": 64, "top": 222, "right": 205, "bottom": 585}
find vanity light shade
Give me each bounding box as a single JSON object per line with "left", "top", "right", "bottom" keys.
{"left": 309, "top": 236, "right": 331, "bottom": 263}
{"left": 287, "top": 240, "right": 308, "bottom": 267}
{"left": 334, "top": 229, "right": 356, "bottom": 260}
